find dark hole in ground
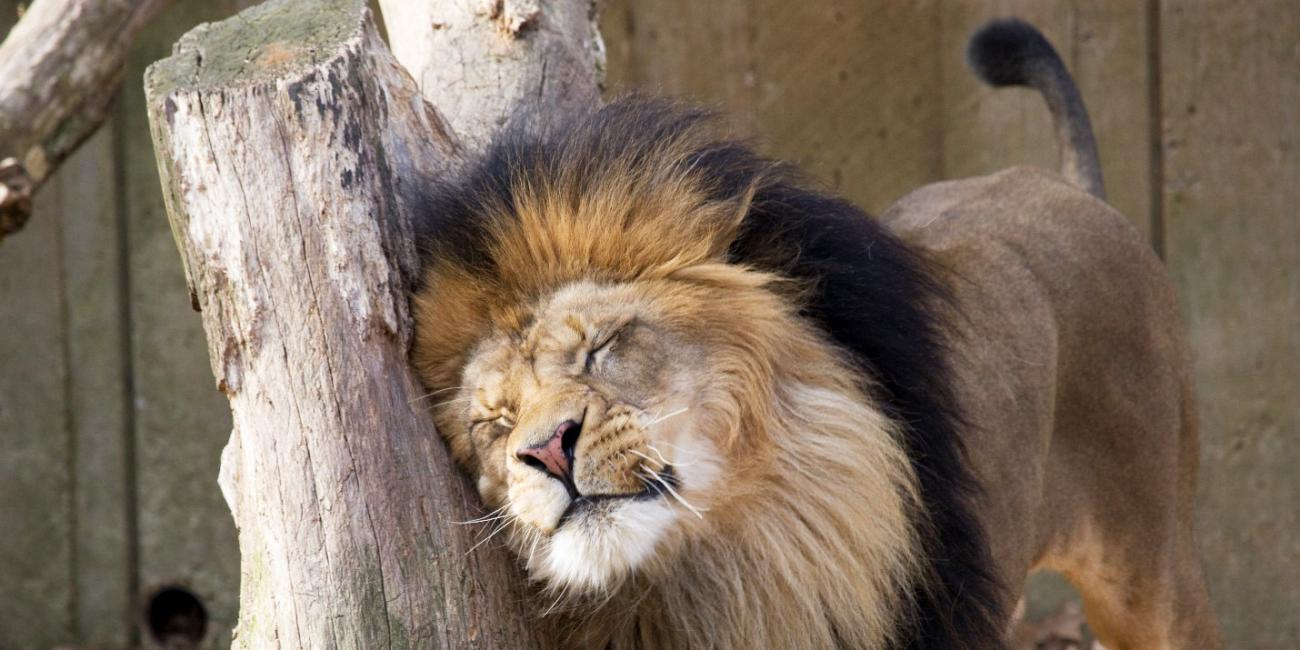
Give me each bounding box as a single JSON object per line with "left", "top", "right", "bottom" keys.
{"left": 144, "top": 585, "right": 208, "bottom": 649}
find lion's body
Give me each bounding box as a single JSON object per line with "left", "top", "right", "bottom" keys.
{"left": 883, "top": 166, "right": 1218, "bottom": 648}
{"left": 410, "top": 20, "right": 1219, "bottom": 650}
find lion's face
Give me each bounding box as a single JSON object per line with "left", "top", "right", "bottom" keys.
{"left": 434, "top": 279, "right": 731, "bottom": 591}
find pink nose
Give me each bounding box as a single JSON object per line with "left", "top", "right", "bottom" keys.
{"left": 516, "top": 420, "right": 579, "bottom": 480}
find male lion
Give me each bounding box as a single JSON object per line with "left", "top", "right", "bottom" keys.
{"left": 411, "top": 18, "right": 1219, "bottom": 649}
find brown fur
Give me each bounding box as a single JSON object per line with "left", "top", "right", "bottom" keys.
{"left": 881, "top": 166, "right": 1220, "bottom": 649}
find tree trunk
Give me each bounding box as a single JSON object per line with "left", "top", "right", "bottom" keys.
{"left": 376, "top": 0, "right": 603, "bottom": 152}
{"left": 144, "top": 0, "right": 600, "bottom": 646}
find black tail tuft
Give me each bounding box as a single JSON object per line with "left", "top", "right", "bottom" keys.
{"left": 966, "top": 18, "right": 1059, "bottom": 88}
{"left": 965, "top": 18, "right": 1107, "bottom": 199}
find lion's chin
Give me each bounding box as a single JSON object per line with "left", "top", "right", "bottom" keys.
{"left": 532, "top": 497, "right": 678, "bottom": 593}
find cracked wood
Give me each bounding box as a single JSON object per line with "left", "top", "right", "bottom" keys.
{"left": 144, "top": 0, "right": 601, "bottom": 645}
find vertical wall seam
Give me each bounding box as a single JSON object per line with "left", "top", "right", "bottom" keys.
{"left": 1070, "top": 0, "right": 1081, "bottom": 73}
{"left": 55, "top": 165, "right": 78, "bottom": 641}
{"left": 744, "top": 0, "right": 757, "bottom": 136}
{"left": 110, "top": 108, "right": 142, "bottom": 646}
{"left": 1147, "top": 0, "right": 1166, "bottom": 258}
{"left": 933, "top": 3, "right": 945, "bottom": 181}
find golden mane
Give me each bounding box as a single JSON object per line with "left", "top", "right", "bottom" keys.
{"left": 411, "top": 97, "right": 1005, "bottom": 648}
{"left": 412, "top": 101, "right": 765, "bottom": 395}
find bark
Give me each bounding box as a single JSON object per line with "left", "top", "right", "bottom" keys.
{"left": 144, "top": 0, "right": 600, "bottom": 646}
{"left": 376, "top": 0, "right": 604, "bottom": 153}
{"left": 0, "top": 0, "right": 172, "bottom": 240}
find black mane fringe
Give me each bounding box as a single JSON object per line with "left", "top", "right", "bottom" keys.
{"left": 416, "top": 97, "right": 1007, "bottom": 649}
{"left": 729, "top": 177, "right": 1009, "bottom": 650}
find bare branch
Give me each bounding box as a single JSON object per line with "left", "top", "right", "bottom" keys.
{"left": 0, "top": 0, "right": 172, "bottom": 240}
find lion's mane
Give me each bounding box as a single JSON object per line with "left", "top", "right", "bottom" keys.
{"left": 412, "top": 98, "right": 1005, "bottom": 649}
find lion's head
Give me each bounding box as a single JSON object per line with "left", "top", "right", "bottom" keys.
{"left": 440, "top": 277, "right": 733, "bottom": 590}
{"left": 410, "top": 98, "right": 996, "bottom": 647}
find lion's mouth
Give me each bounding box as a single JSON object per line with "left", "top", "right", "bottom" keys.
{"left": 558, "top": 464, "right": 679, "bottom": 526}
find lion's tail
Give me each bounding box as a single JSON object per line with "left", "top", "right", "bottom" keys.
{"left": 967, "top": 18, "right": 1106, "bottom": 200}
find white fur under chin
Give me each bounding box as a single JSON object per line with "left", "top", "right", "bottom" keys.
{"left": 535, "top": 432, "right": 724, "bottom": 592}
{"left": 540, "top": 498, "right": 678, "bottom": 591}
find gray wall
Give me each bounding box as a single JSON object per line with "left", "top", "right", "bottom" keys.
{"left": 0, "top": 0, "right": 1294, "bottom": 647}
{"left": 0, "top": 1, "right": 246, "bottom": 647}
{"left": 602, "top": 1, "right": 1297, "bottom": 646}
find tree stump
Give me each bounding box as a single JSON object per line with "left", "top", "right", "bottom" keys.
{"left": 145, "top": 0, "right": 599, "bottom": 645}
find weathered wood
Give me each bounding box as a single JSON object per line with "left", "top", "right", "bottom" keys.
{"left": 0, "top": 0, "right": 171, "bottom": 240}
{"left": 1160, "top": 1, "right": 1300, "bottom": 645}
{"left": 143, "top": 0, "right": 607, "bottom": 645}
{"left": 376, "top": 0, "right": 603, "bottom": 153}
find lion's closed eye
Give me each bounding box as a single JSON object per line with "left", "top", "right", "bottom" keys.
{"left": 583, "top": 323, "right": 629, "bottom": 374}
{"left": 471, "top": 413, "right": 515, "bottom": 439}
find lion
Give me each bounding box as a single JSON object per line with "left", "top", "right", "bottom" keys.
{"left": 410, "top": 18, "right": 1220, "bottom": 650}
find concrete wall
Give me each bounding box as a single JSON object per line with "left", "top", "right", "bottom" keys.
{"left": 0, "top": 0, "right": 1294, "bottom": 647}
{"left": 602, "top": 1, "right": 1297, "bottom": 646}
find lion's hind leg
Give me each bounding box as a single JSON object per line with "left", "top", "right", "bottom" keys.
{"left": 1039, "top": 402, "right": 1220, "bottom": 650}
{"left": 1044, "top": 518, "right": 1217, "bottom": 650}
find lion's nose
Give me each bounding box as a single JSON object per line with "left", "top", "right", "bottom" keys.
{"left": 516, "top": 419, "right": 581, "bottom": 481}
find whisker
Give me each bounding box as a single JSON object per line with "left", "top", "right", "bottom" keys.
{"left": 408, "top": 385, "right": 466, "bottom": 404}
{"left": 635, "top": 471, "right": 666, "bottom": 499}
{"left": 543, "top": 581, "right": 573, "bottom": 617}
{"left": 426, "top": 396, "right": 474, "bottom": 409}
{"left": 643, "top": 443, "right": 684, "bottom": 467}
{"left": 453, "top": 512, "right": 512, "bottom": 526}
{"left": 663, "top": 484, "right": 706, "bottom": 519}
{"left": 653, "top": 441, "right": 707, "bottom": 467}
{"left": 646, "top": 406, "right": 689, "bottom": 427}
{"left": 628, "top": 449, "right": 664, "bottom": 468}
{"left": 465, "top": 515, "right": 515, "bottom": 556}
{"left": 451, "top": 504, "right": 509, "bottom": 525}
{"left": 527, "top": 529, "right": 541, "bottom": 569}
{"left": 641, "top": 466, "right": 706, "bottom": 519}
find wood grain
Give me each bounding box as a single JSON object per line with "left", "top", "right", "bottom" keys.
{"left": 143, "top": 0, "right": 604, "bottom": 644}
{"left": 377, "top": 0, "right": 602, "bottom": 153}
